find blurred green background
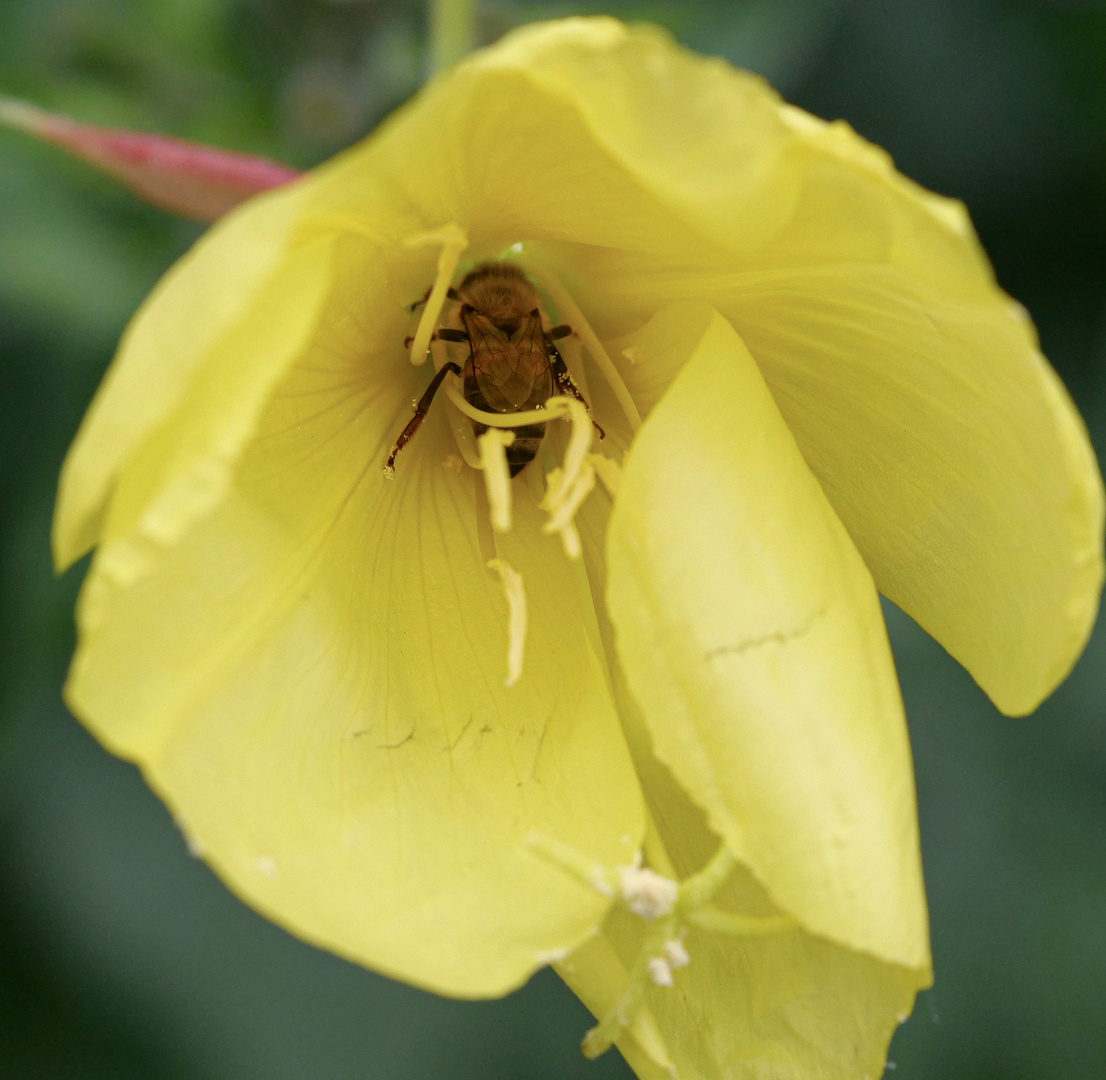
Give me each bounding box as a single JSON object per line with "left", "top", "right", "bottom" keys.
{"left": 1, "top": 1, "right": 1104, "bottom": 1077}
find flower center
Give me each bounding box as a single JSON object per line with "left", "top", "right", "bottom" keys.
{"left": 395, "top": 225, "right": 641, "bottom": 686}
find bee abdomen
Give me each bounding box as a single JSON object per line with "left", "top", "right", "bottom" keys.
{"left": 505, "top": 423, "right": 545, "bottom": 477}
{"left": 471, "top": 419, "right": 545, "bottom": 477}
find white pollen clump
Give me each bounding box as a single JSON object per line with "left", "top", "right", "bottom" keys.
{"left": 442, "top": 452, "right": 464, "bottom": 474}
{"left": 478, "top": 429, "right": 515, "bottom": 532}
{"left": 663, "top": 938, "right": 690, "bottom": 970}
{"left": 619, "top": 865, "right": 679, "bottom": 920}
{"left": 487, "top": 558, "right": 527, "bottom": 686}
{"left": 647, "top": 957, "right": 674, "bottom": 987}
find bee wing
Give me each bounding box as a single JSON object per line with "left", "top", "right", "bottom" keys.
{"left": 467, "top": 311, "right": 553, "bottom": 412}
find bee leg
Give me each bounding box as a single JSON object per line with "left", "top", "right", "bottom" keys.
{"left": 407, "top": 285, "right": 460, "bottom": 312}
{"left": 384, "top": 362, "right": 463, "bottom": 476}
{"left": 547, "top": 340, "right": 606, "bottom": 440}
{"left": 403, "top": 327, "right": 470, "bottom": 348}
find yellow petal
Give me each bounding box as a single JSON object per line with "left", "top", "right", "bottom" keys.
{"left": 563, "top": 856, "right": 919, "bottom": 1080}
{"left": 53, "top": 180, "right": 312, "bottom": 569}
{"left": 294, "top": 19, "right": 801, "bottom": 265}
{"left": 546, "top": 94, "right": 1104, "bottom": 717}
{"left": 729, "top": 265, "right": 1105, "bottom": 718}
{"left": 65, "top": 236, "right": 644, "bottom": 997}
{"left": 605, "top": 304, "right": 929, "bottom": 970}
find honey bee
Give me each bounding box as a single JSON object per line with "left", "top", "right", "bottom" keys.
{"left": 385, "top": 262, "right": 602, "bottom": 477}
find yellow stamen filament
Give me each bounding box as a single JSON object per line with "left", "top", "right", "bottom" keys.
{"left": 403, "top": 223, "right": 468, "bottom": 366}
{"left": 530, "top": 398, "right": 595, "bottom": 560}
{"left": 478, "top": 429, "right": 515, "bottom": 533}
{"left": 511, "top": 256, "right": 642, "bottom": 433}
{"left": 544, "top": 460, "right": 595, "bottom": 537}
{"left": 487, "top": 558, "right": 527, "bottom": 687}
{"left": 547, "top": 398, "right": 593, "bottom": 507}
{"left": 445, "top": 384, "right": 574, "bottom": 428}
{"left": 588, "top": 452, "right": 623, "bottom": 498}
{"left": 557, "top": 522, "right": 582, "bottom": 561}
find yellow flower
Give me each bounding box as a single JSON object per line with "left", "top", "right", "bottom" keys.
{"left": 52, "top": 17, "right": 1103, "bottom": 1080}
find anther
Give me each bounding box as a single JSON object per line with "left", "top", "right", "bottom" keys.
{"left": 647, "top": 957, "right": 674, "bottom": 987}
{"left": 487, "top": 558, "right": 527, "bottom": 687}
{"left": 543, "top": 460, "right": 595, "bottom": 537}
{"left": 478, "top": 429, "right": 515, "bottom": 533}
{"left": 662, "top": 937, "right": 690, "bottom": 970}
{"left": 618, "top": 865, "right": 679, "bottom": 921}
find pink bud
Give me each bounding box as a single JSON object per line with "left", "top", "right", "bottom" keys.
{"left": 0, "top": 96, "right": 302, "bottom": 222}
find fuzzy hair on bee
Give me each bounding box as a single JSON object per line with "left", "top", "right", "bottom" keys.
{"left": 385, "top": 261, "right": 601, "bottom": 477}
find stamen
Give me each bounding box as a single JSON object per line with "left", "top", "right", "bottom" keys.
{"left": 558, "top": 522, "right": 582, "bottom": 561}
{"left": 478, "top": 429, "right": 515, "bottom": 533}
{"left": 445, "top": 384, "right": 574, "bottom": 428}
{"left": 618, "top": 865, "right": 679, "bottom": 921}
{"left": 535, "top": 398, "right": 596, "bottom": 560}
{"left": 512, "top": 256, "right": 642, "bottom": 433}
{"left": 522, "top": 834, "right": 798, "bottom": 1062}
{"left": 544, "top": 461, "right": 595, "bottom": 536}
{"left": 487, "top": 558, "right": 527, "bottom": 687}
{"left": 588, "top": 453, "right": 623, "bottom": 498}
{"left": 403, "top": 223, "right": 468, "bottom": 366}
{"left": 662, "top": 937, "right": 690, "bottom": 970}
{"left": 547, "top": 398, "right": 593, "bottom": 507}
{"left": 526, "top": 831, "right": 617, "bottom": 897}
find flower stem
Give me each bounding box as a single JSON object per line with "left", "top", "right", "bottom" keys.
{"left": 428, "top": 0, "right": 476, "bottom": 75}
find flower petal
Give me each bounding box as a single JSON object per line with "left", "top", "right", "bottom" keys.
{"left": 605, "top": 304, "right": 929, "bottom": 970}
{"left": 562, "top": 844, "right": 919, "bottom": 1080}
{"left": 0, "top": 96, "right": 301, "bottom": 221}
{"left": 545, "top": 93, "right": 1104, "bottom": 717}
{"left": 727, "top": 263, "right": 1105, "bottom": 717}
{"left": 65, "top": 234, "right": 644, "bottom": 997}
{"left": 53, "top": 181, "right": 314, "bottom": 570}
{"left": 294, "top": 18, "right": 800, "bottom": 263}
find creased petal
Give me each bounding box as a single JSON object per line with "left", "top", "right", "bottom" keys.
{"left": 53, "top": 181, "right": 314, "bottom": 570}
{"left": 545, "top": 89, "right": 1104, "bottom": 717}
{"left": 605, "top": 304, "right": 929, "bottom": 970}
{"left": 0, "top": 96, "right": 301, "bottom": 221}
{"left": 728, "top": 266, "right": 1105, "bottom": 718}
{"left": 65, "top": 235, "right": 644, "bottom": 997}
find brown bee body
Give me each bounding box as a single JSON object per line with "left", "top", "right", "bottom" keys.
{"left": 386, "top": 261, "right": 600, "bottom": 477}
{"left": 455, "top": 262, "right": 554, "bottom": 476}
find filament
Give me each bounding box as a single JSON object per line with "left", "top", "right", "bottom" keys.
{"left": 588, "top": 452, "right": 623, "bottom": 498}
{"left": 544, "top": 461, "right": 595, "bottom": 536}
{"left": 403, "top": 223, "right": 468, "bottom": 366}
{"left": 487, "top": 558, "right": 527, "bottom": 687}
{"left": 511, "top": 256, "right": 642, "bottom": 433}
{"left": 478, "top": 429, "right": 515, "bottom": 533}
{"left": 445, "top": 384, "right": 573, "bottom": 428}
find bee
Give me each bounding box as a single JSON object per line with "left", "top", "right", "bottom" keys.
{"left": 385, "top": 262, "right": 602, "bottom": 477}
